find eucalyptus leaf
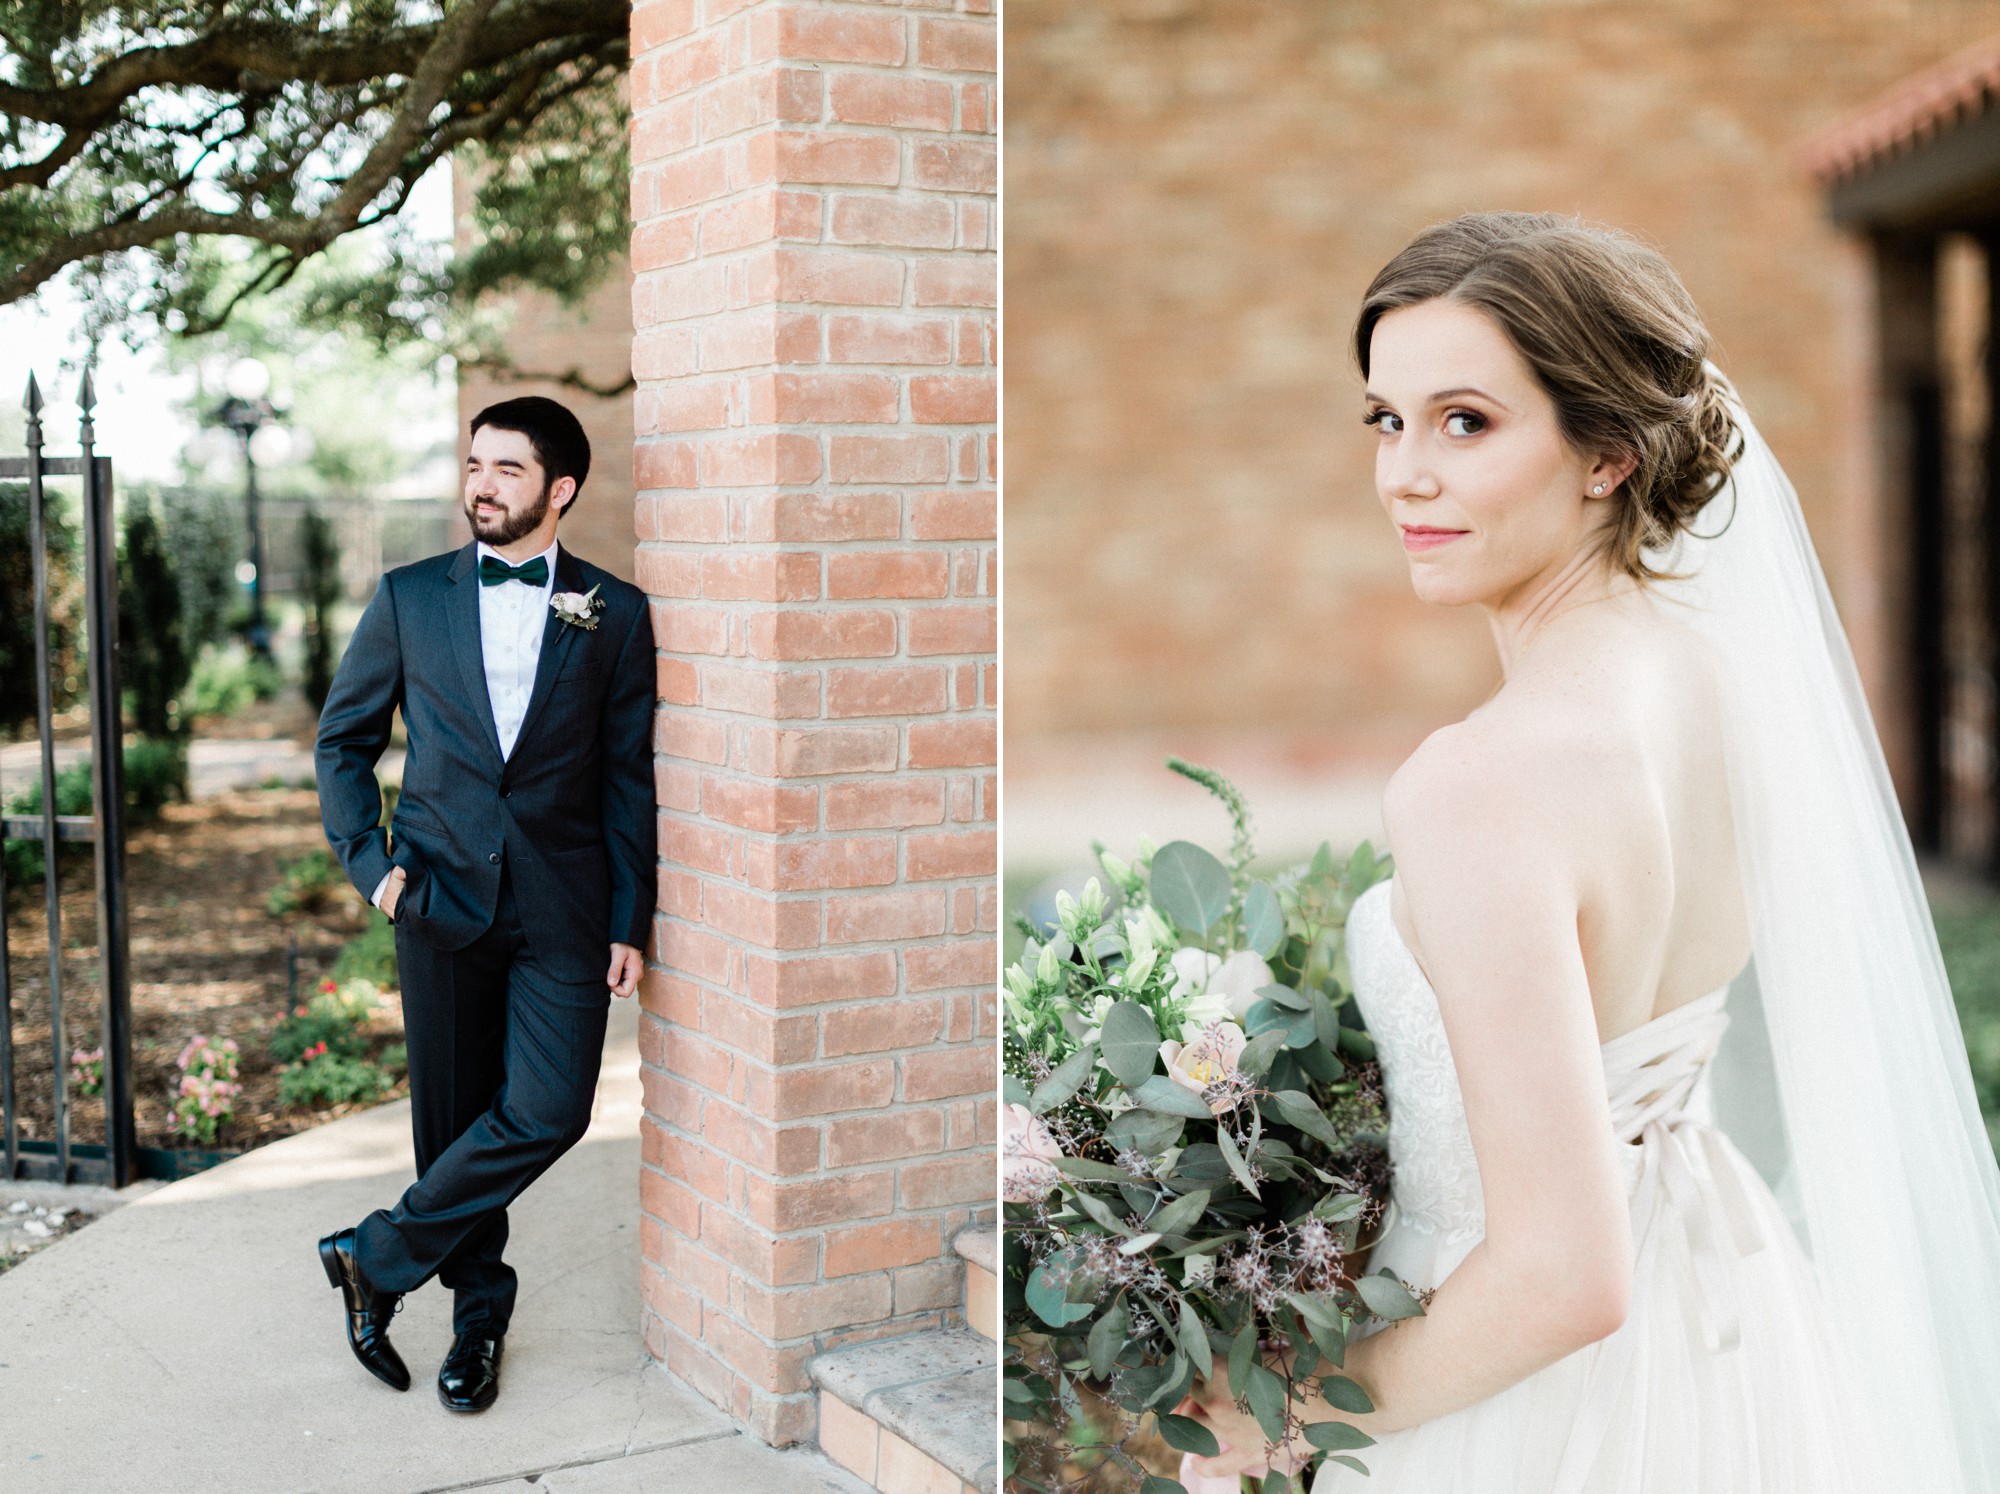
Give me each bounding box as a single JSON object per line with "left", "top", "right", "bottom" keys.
{"left": 1155, "top": 1413, "right": 1220, "bottom": 1458}
{"left": 1003, "top": 1073, "right": 1031, "bottom": 1106}
{"left": 1270, "top": 1090, "right": 1342, "bottom": 1148}
{"left": 1177, "top": 1299, "right": 1213, "bottom": 1377}
{"left": 1146, "top": 1188, "right": 1211, "bottom": 1238}
{"left": 1150, "top": 840, "right": 1234, "bottom": 932}
{"left": 1026, "top": 1264, "right": 1094, "bottom": 1327}
{"left": 1002, "top": 1378, "right": 1040, "bottom": 1407}
{"left": 1311, "top": 989, "right": 1343, "bottom": 1051}
{"left": 1327, "top": 1456, "right": 1369, "bottom": 1475}
{"left": 1071, "top": 1189, "right": 1131, "bottom": 1236}
{"left": 1345, "top": 841, "right": 1377, "bottom": 887}
{"left": 1102, "top": 1001, "right": 1164, "bottom": 1086}
{"left": 1215, "top": 1126, "right": 1261, "bottom": 1200}
{"left": 1244, "top": 1362, "right": 1289, "bottom": 1445}
{"left": 1262, "top": 1470, "right": 1297, "bottom": 1494}
{"left": 1135, "top": 1075, "right": 1216, "bottom": 1119}
{"left": 1236, "top": 1028, "right": 1287, "bottom": 1079}
{"left": 1314, "top": 1193, "right": 1366, "bottom": 1224}
{"left": 1336, "top": 1026, "right": 1377, "bottom": 1062}
{"left": 1150, "top": 1351, "right": 1195, "bottom": 1409}
{"left": 1227, "top": 1324, "right": 1256, "bottom": 1395}
{"left": 1285, "top": 1291, "right": 1340, "bottom": 1330}
{"left": 1031, "top": 1045, "right": 1097, "bottom": 1114}
{"left": 1320, "top": 1375, "right": 1375, "bottom": 1414}
{"left": 1053, "top": 1156, "right": 1132, "bottom": 1182}
{"left": 1088, "top": 1298, "right": 1130, "bottom": 1380}
{"left": 1356, "top": 1271, "right": 1426, "bottom": 1321}
{"left": 1303, "top": 1420, "right": 1376, "bottom": 1452}
{"left": 1140, "top": 1477, "right": 1190, "bottom": 1494}
{"left": 1243, "top": 881, "right": 1285, "bottom": 957}
{"left": 1107, "top": 1107, "right": 1184, "bottom": 1156}
{"left": 1118, "top": 1232, "right": 1162, "bottom": 1254}
{"left": 1257, "top": 982, "right": 1310, "bottom": 1012}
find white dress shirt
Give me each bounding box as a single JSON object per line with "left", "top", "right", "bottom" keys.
{"left": 373, "top": 538, "right": 558, "bottom": 911}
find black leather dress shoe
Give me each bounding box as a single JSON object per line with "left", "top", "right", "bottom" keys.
{"left": 438, "top": 1329, "right": 504, "bottom": 1413}
{"left": 317, "top": 1227, "right": 411, "bottom": 1392}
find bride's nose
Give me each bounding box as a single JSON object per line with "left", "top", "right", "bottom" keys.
{"left": 1378, "top": 435, "right": 1441, "bottom": 505}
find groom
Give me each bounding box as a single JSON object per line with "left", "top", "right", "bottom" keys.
{"left": 313, "top": 395, "right": 656, "bottom": 1411}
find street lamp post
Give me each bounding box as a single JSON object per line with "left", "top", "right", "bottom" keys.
{"left": 212, "top": 358, "right": 278, "bottom": 659}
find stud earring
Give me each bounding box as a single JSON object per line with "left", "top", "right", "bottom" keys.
{"left": 1592, "top": 483, "right": 1607, "bottom": 495}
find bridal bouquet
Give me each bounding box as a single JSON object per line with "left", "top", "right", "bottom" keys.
{"left": 1002, "top": 761, "right": 1421, "bottom": 1494}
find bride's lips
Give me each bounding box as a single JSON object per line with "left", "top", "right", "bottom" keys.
{"left": 1400, "top": 524, "right": 1468, "bottom": 552}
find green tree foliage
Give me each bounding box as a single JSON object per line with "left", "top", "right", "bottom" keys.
{"left": 0, "top": 1, "right": 629, "bottom": 387}
{"left": 0, "top": 480, "right": 82, "bottom": 738}
{"left": 117, "top": 491, "right": 190, "bottom": 739}
{"left": 298, "top": 503, "right": 339, "bottom": 712}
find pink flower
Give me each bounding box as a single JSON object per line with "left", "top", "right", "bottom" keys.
{"left": 1002, "top": 1102, "right": 1064, "bottom": 1203}
{"left": 1159, "top": 1021, "right": 1249, "bottom": 1114}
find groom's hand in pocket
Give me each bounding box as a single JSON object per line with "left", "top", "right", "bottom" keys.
{"left": 380, "top": 866, "right": 407, "bottom": 920}
{"left": 606, "top": 942, "right": 641, "bottom": 999}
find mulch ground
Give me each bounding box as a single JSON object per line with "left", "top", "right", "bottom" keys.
{"left": 3, "top": 784, "right": 407, "bottom": 1157}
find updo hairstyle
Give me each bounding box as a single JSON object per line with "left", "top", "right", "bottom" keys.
{"left": 1354, "top": 212, "right": 1744, "bottom": 583}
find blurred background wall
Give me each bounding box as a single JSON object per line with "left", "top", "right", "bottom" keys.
{"left": 1003, "top": 0, "right": 2000, "bottom": 871}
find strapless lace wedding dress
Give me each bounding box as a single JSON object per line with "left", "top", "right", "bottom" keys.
{"left": 1311, "top": 878, "right": 1882, "bottom": 1493}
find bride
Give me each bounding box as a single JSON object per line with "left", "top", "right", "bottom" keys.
{"left": 1178, "top": 213, "right": 2000, "bottom": 1492}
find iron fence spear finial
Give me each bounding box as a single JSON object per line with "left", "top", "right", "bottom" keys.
{"left": 23, "top": 372, "right": 41, "bottom": 416}
{"left": 76, "top": 368, "right": 95, "bottom": 413}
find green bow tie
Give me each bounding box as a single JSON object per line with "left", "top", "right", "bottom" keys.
{"left": 478, "top": 554, "right": 549, "bottom": 588}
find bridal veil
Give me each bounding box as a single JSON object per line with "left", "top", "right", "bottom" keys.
{"left": 1654, "top": 375, "right": 2000, "bottom": 1488}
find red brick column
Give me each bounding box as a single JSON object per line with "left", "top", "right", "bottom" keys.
{"left": 626, "top": 0, "right": 996, "bottom": 1445}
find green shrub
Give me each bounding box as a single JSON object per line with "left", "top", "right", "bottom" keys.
{"left": 123, "top": 737, "right": 187, "bottom": 818}
{"left": 269, "top": 978, "right": 380, "bottom": 1064}
{"left": 267, "top": 847, "right": 342, "bottom": 916}
{"left": 300, "top": 505, "right": 341, "bottom": 714}
{"left": 0, "top": 480, "right": 82, "bottom": 739}
{"left": 278, "top": 1050, "right": 392, "bottom": 1109}
{"left": 330, "top": 917, "right": 398, "bottom": 989}
{"left": 3, "top": 756, "right": 94, "bottom": 889}
{"left": 3, "top": 741, "right": 188, "bottom": 891}
{"left": 118, "top": 495, "right": 191, "bottom": 741}
{"left": 184, "top": 642, "right": 284, "bottom": 722}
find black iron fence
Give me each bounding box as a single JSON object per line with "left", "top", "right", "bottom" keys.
{"left": 0, "top": 374, "right": 136, "bottom": 1186}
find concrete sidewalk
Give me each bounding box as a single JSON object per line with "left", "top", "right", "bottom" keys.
{"left": 0, "top": 738, "right": 407, "bottom": 801}
{"left": 0, "top": 998, "right": 864, "bottom": 1494}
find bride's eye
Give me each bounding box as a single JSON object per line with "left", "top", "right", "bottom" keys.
{"left": 1363, "top": 409, "right": 1401, "bottom": 434}
{"left": 1444, "top": 409, "right": 1486, "bottom": 436}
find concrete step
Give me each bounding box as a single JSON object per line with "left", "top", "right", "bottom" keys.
{"left": 811, "top": 1326, "right": 998, "bottom": 1494}
{"left": 952, "top": 1221, "right": 997, "bottom": 1342}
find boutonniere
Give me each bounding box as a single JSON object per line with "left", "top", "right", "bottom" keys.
{"left": 550, "top": 582, "right": 604, "bottom": 632}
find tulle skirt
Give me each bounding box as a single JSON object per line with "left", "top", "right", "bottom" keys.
{"left": 1308, "top": 1127, "right": 1881, "bottom": 1493}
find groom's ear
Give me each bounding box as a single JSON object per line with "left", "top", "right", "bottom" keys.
{"left": 550, "top": 475, "right": 579, "bottom": 515}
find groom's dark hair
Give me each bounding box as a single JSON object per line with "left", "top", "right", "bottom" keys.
{"left": 470, "top": 397, "right": 592, "bottom": 509}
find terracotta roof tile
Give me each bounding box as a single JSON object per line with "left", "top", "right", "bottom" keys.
{"left": 1803, "top": 32, "right": 2000, "bottom": 185}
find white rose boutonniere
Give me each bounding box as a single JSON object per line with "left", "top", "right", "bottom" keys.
{"left": 550, "top": 582, "right": 605, "bottom": 632}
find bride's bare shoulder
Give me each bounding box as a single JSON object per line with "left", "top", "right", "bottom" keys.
{"left": 1383, "top": 697, "right": 1629, "bottom": 882}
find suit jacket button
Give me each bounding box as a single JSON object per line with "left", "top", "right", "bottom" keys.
{"left": 488, "top": 852, "right": 501, "bottom": 864}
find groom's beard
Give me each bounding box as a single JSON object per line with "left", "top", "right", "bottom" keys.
{"left": 466, "top": 479, "right": 553, "bottom": 546}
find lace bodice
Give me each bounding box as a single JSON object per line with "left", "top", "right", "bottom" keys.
{"left": 1346, "top": 878, "right": 1487, "bottom": 1241}
{"left": 1345, "top": 877, "right": 1736, "bottom": 1248}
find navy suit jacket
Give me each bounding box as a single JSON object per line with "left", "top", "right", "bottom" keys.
{"left": 315, "top": 541, "right": 657, "bottom": 985}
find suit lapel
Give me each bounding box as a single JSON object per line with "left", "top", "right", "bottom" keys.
{"left": 446, "top": 542, "right": 506, "bottom": 769}
{"left": 513, "top": 543, "right": 585, "bottom": 756}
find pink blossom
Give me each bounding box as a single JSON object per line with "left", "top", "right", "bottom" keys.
{"left": 1002, "top": 1102, "right": 1064, "bottom": 1203}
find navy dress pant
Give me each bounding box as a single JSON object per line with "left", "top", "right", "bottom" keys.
{"left": 352, "top": 867, "right": 610, "bottom": 1336}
